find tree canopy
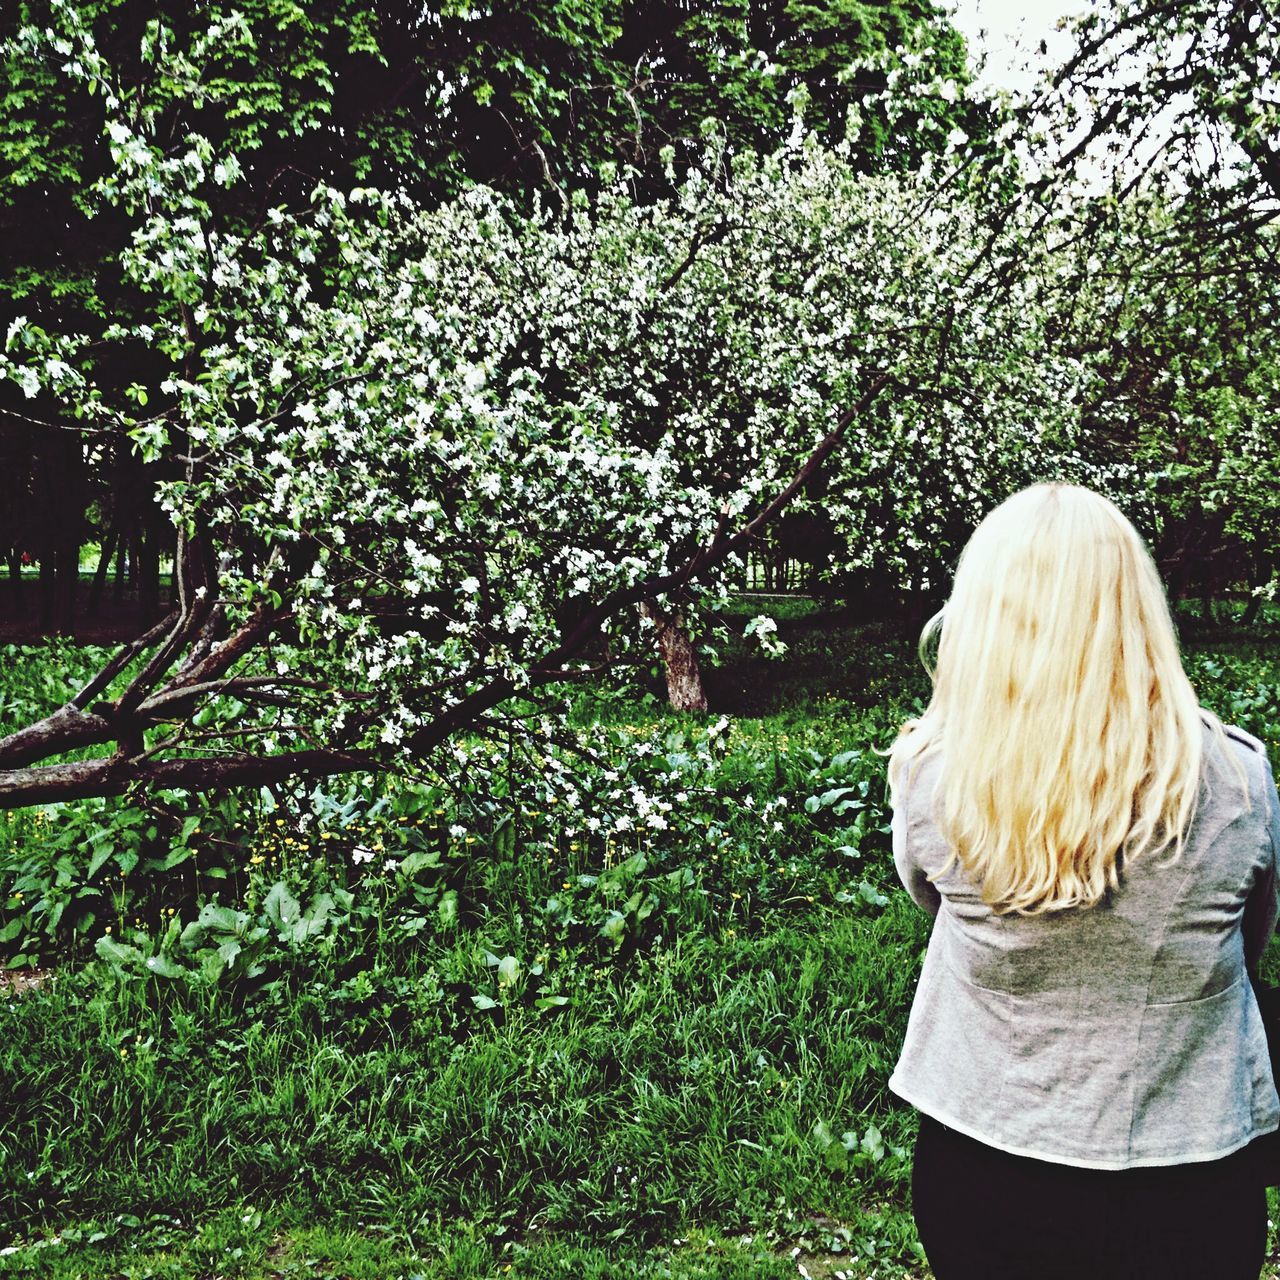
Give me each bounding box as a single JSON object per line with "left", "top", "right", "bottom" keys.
{"left": 0, "top": 0, "right": 1276, "bottom": 809}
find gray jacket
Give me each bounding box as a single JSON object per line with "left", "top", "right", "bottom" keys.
{"left": 889, "top": 720, "right": 1280, "bottom": 1169}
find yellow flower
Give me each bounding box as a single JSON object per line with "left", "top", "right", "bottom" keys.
{"left": 250, "top": 854, "right": 265, "bottom": 865}
{"left": 465, "top": 836, "right": 476, "bottom": 845}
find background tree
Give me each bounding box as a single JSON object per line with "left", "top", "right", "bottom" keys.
{"left": 0, "top": 0, "right": 981, "bottom": 639}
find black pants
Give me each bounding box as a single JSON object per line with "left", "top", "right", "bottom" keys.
{"left": 912, "top": 1113, "right": 1268, "bottom": 1280}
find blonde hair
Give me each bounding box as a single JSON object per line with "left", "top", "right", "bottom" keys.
{"left": 888, "top": 483, "right": 1228, "bottom": 915}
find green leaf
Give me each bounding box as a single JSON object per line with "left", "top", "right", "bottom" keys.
{"left": 861, "top": 1125, "right": 885, "bottom": 1161}
{"left": 87, "top": 840, "right": 115, "bottom": 879}
{"left": 143, "top": 953, "right": 185, "bottom": 980}
{"left": 857, "top": 882, "right": 889, "bottom": 908}
{"left": 263, "top": 882, "right": 301, "bottom": 936}
{"left": 95, "top": 936, "right": 145, "bottom": 974}
{"left": 437, "top": 890, "right": 458, "bottom": 928}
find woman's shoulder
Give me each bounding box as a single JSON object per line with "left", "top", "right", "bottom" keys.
{"left": 1207, "top": 718, "right": 1274, "bottom": 790}
{"left": 1220, "top": 720, "right": 1267, "bottom": 758}
{"left": 1201, "top": 717, "right": 1276, "bottom": 830}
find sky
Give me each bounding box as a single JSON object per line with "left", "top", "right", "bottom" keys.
{"left": 947, "top": 0, "right": 1088, "bottom": 95}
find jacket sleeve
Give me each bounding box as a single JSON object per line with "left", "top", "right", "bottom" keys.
{"left": 892, "top": 782, "right": 941, "bottom": 918}
{"left": 1243, "top": 753, "right": 1280, "bottom": 972}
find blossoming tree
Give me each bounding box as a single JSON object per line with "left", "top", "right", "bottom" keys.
{"left": 0, "top": 10, "right": 1090, "bottom": 806}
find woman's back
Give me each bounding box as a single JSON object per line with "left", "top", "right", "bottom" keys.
{"left": 890, "top": 718, "right": 1280, "bottom": 1168}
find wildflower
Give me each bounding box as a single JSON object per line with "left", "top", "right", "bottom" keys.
{"left": 351, "top": 846, "right": 375, "bottom": 865}
{"left": 250, "top": 854, "right": 265, "bottom": 865}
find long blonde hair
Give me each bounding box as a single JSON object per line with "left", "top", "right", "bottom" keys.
{"left": 888, "top": 483, "right": 1221, "bottom": 915}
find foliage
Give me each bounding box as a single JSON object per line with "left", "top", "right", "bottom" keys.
{"left": 0, "top": 0, "right": 1098, "bottom": 806}
{"left": 1032, "top": 0, "right": 1280, "bottom": 214}
{"left": 1, "top": 612, "right": 1277, "bottom": 1275}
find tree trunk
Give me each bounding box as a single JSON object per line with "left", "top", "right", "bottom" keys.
{"left": 4, "top": 550, "right": 23, "bottom": 613}
{"left": 640, "top": 599, "right": 708, "bottom": 713}
{"left": 89, "top": 521, "right": 120, "bottom": 615}
{"left": 37, "top": 551, "right": 55, "bottom": 631}
{"left": 138, "top": 527, "right": 160, "bottom": 618}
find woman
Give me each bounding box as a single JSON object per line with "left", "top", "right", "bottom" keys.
{"left": 887, "top": 484, "right": 1280, "bottom": 1280}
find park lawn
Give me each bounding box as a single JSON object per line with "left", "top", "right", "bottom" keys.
{"left": 0, "top": 602, "right": 1277, "bottom": 1279}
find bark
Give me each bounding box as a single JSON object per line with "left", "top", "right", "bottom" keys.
{"left": 4, "top": 550, "right": 22, "bottom": 612}
{"left": 114, "top": 534, "right": 129, "bottom": 601}
{"left": 138, "top": 526, "right": 160, "bottom": 617}
{"left": 0, "top": 748, "right": 376, "bottom": 808}
{"left": 88, "top": 520, "right": 120, "bottom": 615}
{"left": 640, "top": 599, "right": 708, "bottom": 713}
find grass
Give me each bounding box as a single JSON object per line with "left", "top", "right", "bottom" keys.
{"left": 0, "top": 599, "right": 1277, "bottom": 1277}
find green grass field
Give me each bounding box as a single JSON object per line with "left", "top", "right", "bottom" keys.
{"left": 0, "top": 602, "right": 1277, "bottom": 1278}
